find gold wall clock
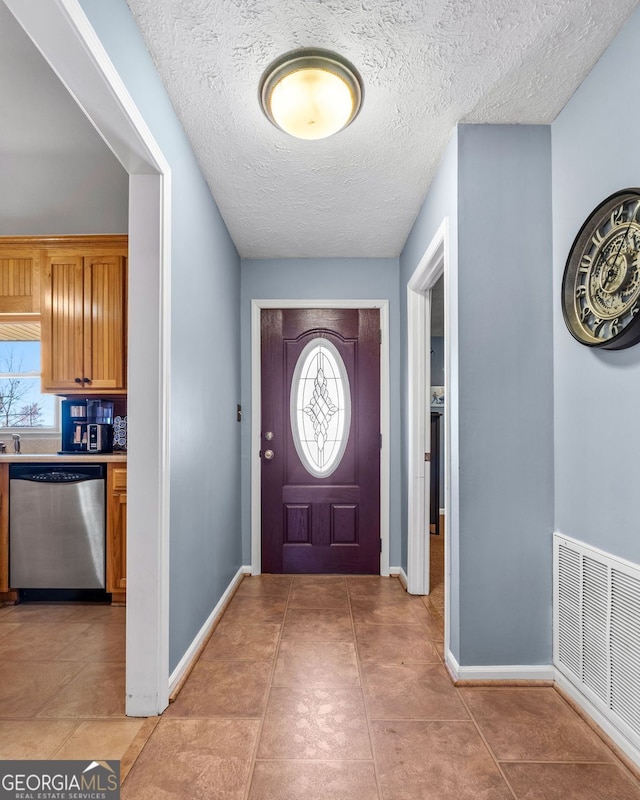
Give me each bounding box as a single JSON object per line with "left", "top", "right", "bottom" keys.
{"left": 562, "top": 189, "right": 640, "bottom": 350}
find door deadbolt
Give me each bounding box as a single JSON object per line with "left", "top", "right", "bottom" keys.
{"left": 265, "top": 431, "right": 274, "bottom": 441}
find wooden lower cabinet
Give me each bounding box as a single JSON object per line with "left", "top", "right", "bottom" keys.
{"left": 0, "top": 464, "right": 17, "bottom": 602}
{"left": 106, "top": 463, "right": 127, "bottom": 605}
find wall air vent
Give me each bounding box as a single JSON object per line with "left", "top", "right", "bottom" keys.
{"left": 554, "top": 534, "right": 640, "bottom": 751}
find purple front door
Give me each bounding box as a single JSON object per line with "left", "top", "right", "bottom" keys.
{"left": 261, "top": 308, "right": 381, "bottom": 574}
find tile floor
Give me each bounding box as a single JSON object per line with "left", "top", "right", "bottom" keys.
{"left": 0, "top": 601, "right": 155, "bottom": 770}
{"left": 2, "top": 558, "right": 640, "bottom": 799}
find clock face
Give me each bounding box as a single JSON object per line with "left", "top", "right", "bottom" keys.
{"left": 562, "top": 189, "right": 640, "bottom": 350}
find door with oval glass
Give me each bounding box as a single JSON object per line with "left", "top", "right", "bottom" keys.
{"left": 261, "top": 308, "right": 380, "bottom": 573}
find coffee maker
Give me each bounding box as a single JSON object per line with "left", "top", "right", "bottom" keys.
{"left": 60, "top": 399, "right": 114, "bottom": 454}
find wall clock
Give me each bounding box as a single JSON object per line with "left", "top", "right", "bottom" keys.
{"left": 562, "top": 188, "right": 640, "bottom": 350}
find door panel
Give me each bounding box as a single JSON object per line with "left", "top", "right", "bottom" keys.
{"left": 84, "top": 255, "right": 127, "bottom": 390}
{"left": 261, "top": 308, "right": 380, "bottom": 574}
{"left": 41, "top": 255, "right": 85, "bottom": 392}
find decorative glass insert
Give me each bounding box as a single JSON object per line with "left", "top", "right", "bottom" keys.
{"left": 290, "top": 338, "right": 351, "bottom": 478}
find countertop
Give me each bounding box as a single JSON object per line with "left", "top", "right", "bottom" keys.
{"left": 0, "top": 453, "right": 127, "bottom": 463}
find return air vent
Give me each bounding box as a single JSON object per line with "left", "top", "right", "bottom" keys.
{"left": 554, "top": 534, "right": 640, "bottom": 750}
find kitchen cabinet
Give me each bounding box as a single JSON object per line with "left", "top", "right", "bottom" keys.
{"left": 0, "top": 463, "right": 16, "bottom": 602}
{"left": 0, "top": 245, "right": 41, "bottom": 314}
{"left": 107, "top": 463, "right": 127, "bottom": 604}
{"left": 41, "top": 237, "right": 127, "bottom": 394}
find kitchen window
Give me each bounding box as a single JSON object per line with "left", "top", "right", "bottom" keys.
{"left": 0, "top": 323, "right": 58, "bottom": 433}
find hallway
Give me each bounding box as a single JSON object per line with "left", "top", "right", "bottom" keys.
{"left": 123, "top": 574, "right": 639, "bottom": 799}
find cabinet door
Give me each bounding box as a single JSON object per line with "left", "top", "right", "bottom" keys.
{"left": 0, "top": 464, "right": 8, "bottom": 594}
{"left": 41, "top": 251, "right": 127, "bottom": 393}
{"left": 41, "top": 254, "right": 85, "bottom": 392}
{"left": 107, "top": 465, "right": 127, "bottom": 603}
{"left": 83, "top": 255, "right": 127, "bottom": 391}
{"left": 0, "top": 251, "right": 41, "bottom": 313}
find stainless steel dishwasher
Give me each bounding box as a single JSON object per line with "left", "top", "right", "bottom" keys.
{"left": 9, "top": 464, "right": 106, "bottom": 589}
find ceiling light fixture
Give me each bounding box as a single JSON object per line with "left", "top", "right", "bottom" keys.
{"left": 260, "top": 49, "right": 363, "bottom": 140}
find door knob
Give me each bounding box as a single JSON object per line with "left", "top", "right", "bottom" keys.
{"left": 264, "top": 449, "right": 275, "bottom": 460}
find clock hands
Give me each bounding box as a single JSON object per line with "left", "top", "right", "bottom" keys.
{"left": 600, "top": 200, "right": 639, "bottom": 292}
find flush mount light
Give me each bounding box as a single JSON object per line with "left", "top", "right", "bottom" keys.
{"left": 260, "top": 49, "right": 363, "bottom": 140}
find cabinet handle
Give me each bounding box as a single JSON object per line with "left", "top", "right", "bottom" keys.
{"left": 75, "top": 377, "right": 82, "bottom": 384}
{"left": 83, "top": 377, "right": 92, "bottom": 384}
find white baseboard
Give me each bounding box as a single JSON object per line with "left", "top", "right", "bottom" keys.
{"left": 555, "top": 671, "right": 640, "bottom": 769}
{"left": 389, "top": 566, "right": 408, "bottom": 590}
{"left": 445, "top": 651, "right": 555, "bottom": 682}
{"left": 168, "top": 565, "right": 251, "bottom": 694}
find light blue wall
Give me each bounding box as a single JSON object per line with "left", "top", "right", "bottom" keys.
{"left": 400, "top": 126, "right": 554, "bottom": 666}
{"left": 400, "top": 130, "right": 459, "bottom": 653}
{"left": 431, "top": 336, "right": 445, "bottom": 388}
{"left": 240, "top": 258, "right": 401, "bottom": 567}
{"left": 553, "top": 7, "right": 640, "bottom": 564}
{"left": 456, "top": 124, "right": 554, "bottom": 665}
{"left": 79, "top": 0, "right": 242, "bottom": 672}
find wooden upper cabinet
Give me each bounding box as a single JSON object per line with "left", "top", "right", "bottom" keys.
{"left": 40, "top": 237, "right": 127, "bottom": 394}
{"left": 0, "top": 249, "right": 41, "bottom": 314}
{"left": 84, "top": 255, "right": 127, "bottom": 391}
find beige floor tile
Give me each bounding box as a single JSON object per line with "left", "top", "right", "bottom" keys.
{"left": 288, "top": 578, "right": 349, "bottom": 609}
{"left": 362, "top": 662, "right": 468, "bottom": 720}
{"left": 53, "top": 718, "right": 148, "bottom": 759}
{"left": 37, "top": 662, "right": 126, "bottom": 718}
{"left": 281, "top": 608, "right": 354, "bottom": 641}
{"left": 249, "top": 760, "right": 379, "bottom": 800}
{"left": 64, "top": 604, "right": 127, "bottom": 624}
{"left": 0, "top": 603, "right": 79, "bottom": 623}
{"left": 347, "top": 576, "right": 408, "bottom": 599}
{"left": 273, "top": 641, "right": 360, "bottom": 687}
{"left": 0, "top": 621, "right": 91, "bottom": 660}
{"left": 121, "top": 718, "right": 161, "bottom": 783}
{"left": 289, "top": 576, "right": 347, "bottom": 589}
{"left": 461, "top": 688, "right": 614, "bottom": 762}
{"left": 372, "top": 720, "right": 512, "bottom": 800}
{"left": 165, "top": 660, "right": 271, "bottom": 718}
{"left": 0, "top": 661, "right": 83, "bottom": 718}
{"left": 258, "top": 687, "right": 372, "bottom": 760}
{"left": 0, "top": 719, "right": 77, "bottom": 758}
{"left": 355, "top": 623, "right": 440, "bottom": 663}
{"left": 350, "top": 596, "right": 432, "bottom": 625}
{"left": 201, "top": 621, "right": 281, "bottom": 661}
{"left": 55, "top": 623, "right": 126, "bottom": 662}
{"left": 222, "top": 595, "right": 287, "bottom": 624}
{"left": 122, "top": 718, "right": 259, "bottom": 800}
{"left": 235, "top": 575, "right": 292, "bottom": 598}
{"left": 502, "top": 762, "right": 640, "bottom": 799}
{"left": 0, "top": 622, "right": 21, "bottom": 640}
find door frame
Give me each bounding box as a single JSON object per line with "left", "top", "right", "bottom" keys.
{"left": 5, "top": 0, "right": 172, "bottom": 715}
{"left": 406, "top": 218, "right": 450, "bottom": 596}
{"left": 251, "top": 299, "right": 390, "bottom": 576}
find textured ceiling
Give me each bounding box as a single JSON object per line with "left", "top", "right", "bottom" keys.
{"left": 125, "top": 0, "right": 639, "bottom": 258}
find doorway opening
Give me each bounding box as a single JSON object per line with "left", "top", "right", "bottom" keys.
{"left": 6, "top": 0, "right": 172, "bottom": 715}
{"left": 406, "top": 219, "right": 450, "bottom": 612}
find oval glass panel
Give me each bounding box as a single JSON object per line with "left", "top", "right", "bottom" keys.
{"left": 290, "top": 337, "right": 351, "bottom": 478}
